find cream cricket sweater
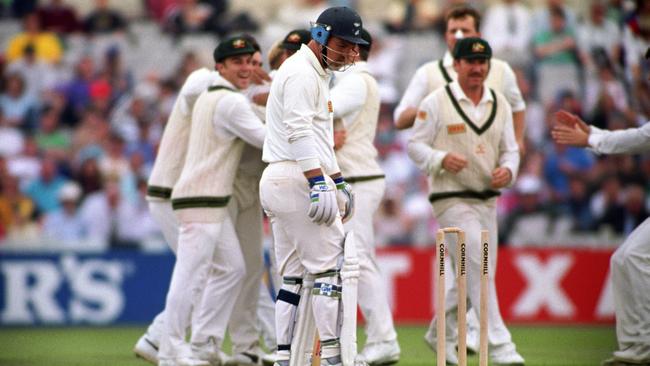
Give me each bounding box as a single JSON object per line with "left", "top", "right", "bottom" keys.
{"left": 171, "top": 78, "right": 266, "bottom": 223}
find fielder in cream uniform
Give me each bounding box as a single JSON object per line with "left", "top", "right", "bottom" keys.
{"left": 407, "top": 38, "right": 524, "bottom": 365}
{"left": 552, "top": 108, "right": 650, "bottom": 366}
{"left": 394, "top": 5, "right": 526, "bottom": 155}
{"left": 330, "top": 28, "right": 400, "bottom": 366}
{"left": 260, "top": 6, "right": 366, "bottom": 366}
{"left": 225, "top": 38, "right": 272, "bottom": 366}
{"left": 135, "top": 67, "right": 220, "bottom": 363}
{"left": 395, "top": 5, "right": 525, "bottom": 354}
{"left": 158, "top": 36, "right": 266, "bottom": 366}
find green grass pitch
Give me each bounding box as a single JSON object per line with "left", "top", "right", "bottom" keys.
{"left": 0, "top": 325, "right": 615, "bottom": 366}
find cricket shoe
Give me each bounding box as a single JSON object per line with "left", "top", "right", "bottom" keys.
{"left": 356, "top": 340, "right": 400, "bottom": 365}
{"left": 602, "top": 358, "right": 650, "bottom": 366}
{"left": 227, "top": 347, "right": 266, "bottom": 366}
{"left": 424, "top": 328, "right": 459, "bottom": 365}
{"left": 262, "top": 352, "right": 280, "bottom": 366}
{"left": 192, "top": 337, "right": 224, "bottom": 366}
{"left": 490, "top": 343, "right": 525, "bottom": 365}
{"left": 612, "top": 344, "right": 650, "bottom": 364}
{"left": 134, "top": 334, "right": 159, "bottom": 364}
{"left": 465, "top": 326, "right": 480, "bottom": 355}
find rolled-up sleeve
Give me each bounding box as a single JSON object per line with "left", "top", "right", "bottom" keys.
{"left": 407, "top": 95, "right": 447, "bottom": 175}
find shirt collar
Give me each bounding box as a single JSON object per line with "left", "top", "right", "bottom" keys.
{"left": 299, "top": 44, "right": 330, "bottom": 78}
{"left": 449, "top": 80, "right": 493, "bottom": 106}
{"left": 443, "top": 51, "right": 454, "bottom": 67}
{"left": 212, "top": 73, "right": 237, "bottom": 90}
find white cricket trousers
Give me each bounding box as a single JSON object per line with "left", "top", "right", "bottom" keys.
{"left": 259, "top": 162, "right": 345, "bottom": 359}
{"left": 610, "top": 217, "right": 650, "bottom": 356}
{"left": 433, "top": 201, "right": 515, "bottom": 349}
{"left": 344, "top": 178, "right": 397, "bottom": 344}
{"left": 144, "top": 200, "right": 180, "bottom": 345}
{"left": 159, "top": 219, "right": 245, "bottom": 361}
{"left": 227, "top": 173, "right": 265, "bottom": 355}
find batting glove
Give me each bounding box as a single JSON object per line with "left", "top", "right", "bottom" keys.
{"left": 307, "top": 176, "right": 338, "bottom": 226}
{"left": 334, "top": 177, "right": 355, "bottom": 223}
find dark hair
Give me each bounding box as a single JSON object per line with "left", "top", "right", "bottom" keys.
{"left": 445, "top": 5, "right": 481, "bottom": 32}
{"left": 550, "top": 5, "right": 566, "bottom": 20}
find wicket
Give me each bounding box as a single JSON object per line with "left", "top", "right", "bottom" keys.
{"left": 435, "top": 227, "right": 489, "bottom": 366}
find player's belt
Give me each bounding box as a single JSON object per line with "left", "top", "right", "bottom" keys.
{"left": 345, "top": 174, "right": 385, "bottom": 183}
{"left": 428, "top": 189, "right": 500, "bottom": 203}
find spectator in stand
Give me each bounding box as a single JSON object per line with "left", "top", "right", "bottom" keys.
{"left": 23, "top": 156, "right": 68, "bottom": 215}
{"left": 623, "top": 0, "right": 650, "bottom": 85}
{"left": 59, "top": 56, "right": 96, "bottom": 124}
{"left": 531, "top": 0, "right": 577, "bottom": 33}
{"left": 563, "top": 174, "right": 595, "bottom": 232}
{"left": 585, "top": 62, "right": 632, "bottom": 127}
{"left": 501, "top": 174, "right": 556, "bottom": 246}
{"left": 83, "top": 0, "right": 128, "bottom": 35}
{"left": 163, "top": 0, "right": 221, "bottom": 37}
{"left": 6, "top": 44, "right": 56, "bottom": 99}
{"left": 98, "top": 132, "right": 130, "bottom": 182}
{"left": 0, "top": 109, "right": 24, "bottom": 158}
{"left": 0, "top": 175, "right": 39, "bottom": 241}
{"left": 78, "top": 178, "right": 138, "bottom": 249}
{"left": 577, "top": 1, "right": 621, "bottom": 72}
{"left": 590, "top": 174, "right": 624, "bottom": 233}
{"left": 34, "top": 106, "right": 70, "bottom": 162}
{"left": 620, "top": 183, "right": 649, "bottom": 235}
{"left": 101, "top": 46, "right": 133, "bottom": 102}
{"left": 71, "top": 108, "right": 110, "bottom": 159}
{"left": 543, "top": 138, "right": 594, "bottom": 201}
{"left": 6, "top": 136, "right": 41, "bottom": 186}
{"left": 383, "top": 0, "right": 441, "bottom": 33}
{"left": 5, "top": 12, "right": 63, "bottom": 64}
{"left": 481, "top": 0, "right": 532, "bottom": 68}
{"left": 171, "top": 51, "right": 201, "bottom": 88}
{"left": 75, "top": 157, "right": 103, "bottom": 199}
{"left": 0, "top": 73, "right": 38, "bottom": 131}
{"left": 36, "top": 0, "right": 80, "bottom": 34}
{"left": 42, "top": 181, "right": 87, "bottom": 243}
{"left": 533, "top": 5, "right": 581, "bottom": 105}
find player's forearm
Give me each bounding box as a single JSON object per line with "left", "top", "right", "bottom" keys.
{"left": 512, "top": 110, "right": 525, "bottom": 143}
{"left": 395, "top": 108, "right": 417, "bottom": 130}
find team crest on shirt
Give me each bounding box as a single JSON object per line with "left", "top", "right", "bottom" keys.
{"left": 417, "top": 110, "right": 427, "bottom": 120}
{"left": 447, "top": 123, "right": 466, "bottom": 134}
{"left": 328, "top": 100, "right": 333, "bottom": 113}
{"left": 475, "top": 143, "right": 486, "bottom": 155}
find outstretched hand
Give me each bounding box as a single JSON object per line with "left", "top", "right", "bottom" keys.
{"left": 552, "top": 110, "right": 590, "bottom": 147}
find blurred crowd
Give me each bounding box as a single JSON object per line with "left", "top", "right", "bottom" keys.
{"left": 0, "top": 0, "right": 649, "bottom": 250}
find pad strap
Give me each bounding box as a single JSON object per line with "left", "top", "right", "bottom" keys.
{"left": 277, "top": 289, "right": 301, "bottom": 306}
{"left": 314, "top": 269, "right": 339, "bottom": 279}
{"left": 283, "top": 276, "right": 303, "bottom": 285}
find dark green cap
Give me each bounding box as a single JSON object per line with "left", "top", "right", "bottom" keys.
{"left": 281, "top": 29, "right": 311, "bottom": 51}
{"left": 213, "top": 36, "right": 257, "bottom": 63}
{"left": 453, "top": 37, "right": 492, "bottom": 60}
